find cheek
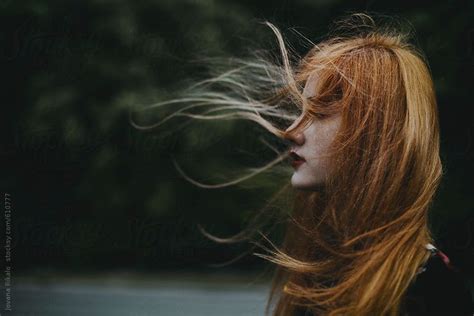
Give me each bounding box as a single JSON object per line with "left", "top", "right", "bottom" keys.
{"left": 303, "top": 121, "right": 340, "bottom": 176}
{"left": 290, "top": 116, "right": 341, "bottom": 189}
{"left": 311, "top": 118, "right": 341, "bottom": 154}
{"left": 307, "top": 128, "right": 335, "bottom": 159}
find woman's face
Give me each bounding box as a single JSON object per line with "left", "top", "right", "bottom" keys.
{"left": 286, "top": 73, "right": 342, "bottom": 190}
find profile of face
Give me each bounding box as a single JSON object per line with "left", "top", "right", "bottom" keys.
{"left": 286, "top": 73, "right": 342, "bottom": 191}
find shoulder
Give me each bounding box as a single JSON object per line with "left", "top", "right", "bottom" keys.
{"left": 401, "top": 245, "right": 473, "bottom": 315}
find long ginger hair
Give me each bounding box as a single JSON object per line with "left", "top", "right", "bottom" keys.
{"left": 131, "top": 13, "right": 442, "bottom": 316}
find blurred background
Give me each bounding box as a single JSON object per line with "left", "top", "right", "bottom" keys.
{"left": 3, "top": 0, "right": 473, "bottom": 315}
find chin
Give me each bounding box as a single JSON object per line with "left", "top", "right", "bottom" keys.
{"left": 291, "top": 175, "right": 323, "bottom": 191}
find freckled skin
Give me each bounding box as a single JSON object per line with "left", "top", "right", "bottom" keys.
{"left": 287, "top": 73, "right": 342, "bottom": 190}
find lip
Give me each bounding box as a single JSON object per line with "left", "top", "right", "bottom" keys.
{"left": 289, "top": 150, "right": 306, "bottom": 169}
{"left": 291, "top": 160, "right": 305, "bottom": 168}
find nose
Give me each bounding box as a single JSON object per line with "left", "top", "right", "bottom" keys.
{"left": 284, "top": 115, "right": 306, "bottom": 146}
{"left": 285, "top": 129, "right": 305, "bottom": 146}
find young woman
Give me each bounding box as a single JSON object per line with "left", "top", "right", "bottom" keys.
{"left": 131, "top": 13, "right": 473, "bottom": 315}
